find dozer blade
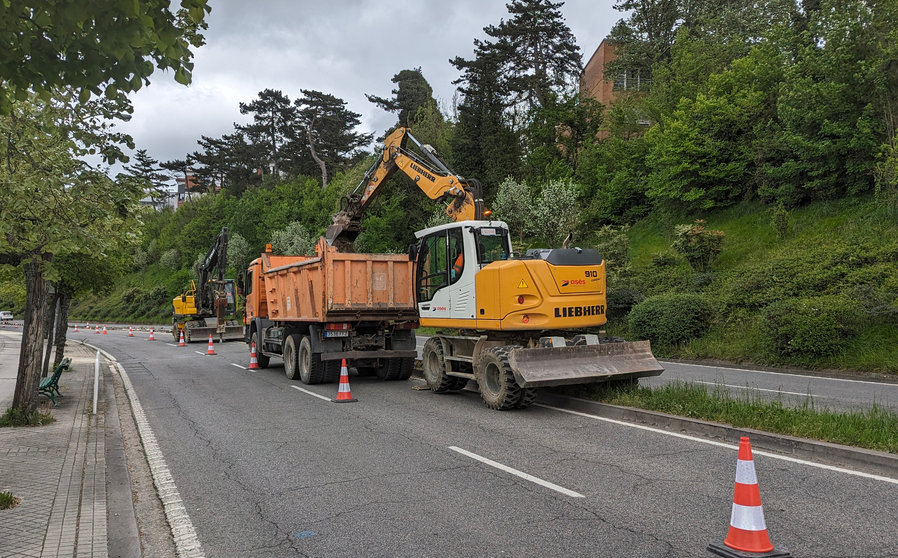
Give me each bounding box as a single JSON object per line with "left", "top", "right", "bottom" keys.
{"left": 507, "top": 340, "right": 663, "bottom": 388}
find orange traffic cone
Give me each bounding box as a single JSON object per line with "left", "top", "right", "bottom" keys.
{"left": 708, "top": 437, "right": 791, "bottom": 557}
{"left": 95, "top": 325, "right": 100, "bottom": 334}
{"left": 102, "top": 325, "right": 107, "bottom": 335}
{"left": 248, "top": 342, "right": 260, "bottom": 369}
{"left": 206, "top": 334, "right": 216, "bottom": 355}
{"left": 74, "top": 323, "right": 79, "bottom": 332}
{"left": 178, "top": 330, "right": 186, "bottom": 347}
{"left": 128, "top": 325, "right": 134, "bottom": 337}
{"left": 333, "top": 359, "right": 357, "bottom": 403}
{"left": 148, "top": 327, "right": 155, "bottom": 341}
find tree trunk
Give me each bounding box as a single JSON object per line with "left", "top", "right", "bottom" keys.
{"left": 41, "top": 288, "right": 59, "bottom": 378}
{"left": 12, "top": 259, "right": 48, "bottom": 413}
{"left": 307, "top": 125, "right": 328, "bottom": 189}
{"left": 53, "top": 292, "right": 70, "bottom": 369}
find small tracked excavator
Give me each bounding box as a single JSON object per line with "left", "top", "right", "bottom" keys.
{"left": 172, "top": 227, "right": 243, "bottom": 343}
{"left": 326, "top": 127, "right": 662, "bottom": 410}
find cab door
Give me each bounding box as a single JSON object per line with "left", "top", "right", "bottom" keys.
{"left": 415, "top": 230, "right": 452, "bottom": 320}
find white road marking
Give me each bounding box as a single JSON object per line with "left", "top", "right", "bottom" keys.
{"left": 230, "top": 363, "right": 247, "bottom": 370}
{"left": 660, "top": 360, "right": 898, "bottom": 387}
{"left": 290, "top": 385, "right": 333, "bottom": 402}
{"left": 692, "top": 380, "right": 819, "bottom": 398}
{"left": 449, "top": 446, "right": 584, "bottom": 498}
{"left": 536, "top": 404, "right": 898, "bottom": 486}
{"left": 194, "top": 351, "right": 206, "bottom": 356}
{"left": 165, "top": 343, "right": 176, "bottom": 347}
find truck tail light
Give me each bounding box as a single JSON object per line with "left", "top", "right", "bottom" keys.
{"left": 325, "top": 323, "right": 351, "bottom": 331}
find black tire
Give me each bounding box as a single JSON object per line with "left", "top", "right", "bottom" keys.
{"left": 516, "top": 387, "right": 537, "bottom": 409}
{"left": 172, "top": 320, "right": 179, "bottom": 342}
{"left": 283, "top": 334, "right": 301, "bottom": 380}
{"left": 253, "top": 329, "right": 270, "bottom": 369}
{"left": 377, "top": 357, "right": 415, "bottom": 381}
{"left": 475, "top": 346, "right": 523, "bottom": 410}
{"left": 422, "top": 338, "right": 467, "bottom": 392}
{"left": 298, "top": 335, "right": 327, "bottom": 384}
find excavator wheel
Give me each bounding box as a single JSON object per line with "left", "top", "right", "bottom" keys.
{"left": 516, "top": 387, "right": 537, "bottom": 409}
{"left": 476, "top": 346, "right": 524, "bottom": 410}
{"left": 422, "top": 338, "right": 468, "bottom": 392}
{"left": 283, "top": 334, "right": 301, "bottom": 380}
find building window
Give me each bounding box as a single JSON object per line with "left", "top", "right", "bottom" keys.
{"left": 613, "top": 68, "right": 651, "bottom": 92}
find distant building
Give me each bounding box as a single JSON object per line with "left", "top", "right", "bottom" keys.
{"left": 580, "top": 39, "right": 653, "bottom": 128}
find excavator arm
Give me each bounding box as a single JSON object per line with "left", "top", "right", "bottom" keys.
{"left": 326, "top": 127, "right": 484, "bottom": 248}
{"left": 195, "top": 227, "right": 229, "bottom": 315}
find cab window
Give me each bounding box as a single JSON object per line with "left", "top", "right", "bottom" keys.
{"left": 476, "top": 227, "right": 510, "bottom": 265}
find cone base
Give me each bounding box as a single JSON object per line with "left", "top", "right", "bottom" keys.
{"left": 333, "top": 397, "right": 358, "bottom": 403}
{"left": 708, "top": 541, "right": 791, "bottom": 558}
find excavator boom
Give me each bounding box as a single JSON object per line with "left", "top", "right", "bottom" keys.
{"left": 326, "top": 127, "right": 483, "bottom": 248}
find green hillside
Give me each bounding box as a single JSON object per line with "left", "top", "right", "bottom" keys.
{"left": 617, "top": 196, "right": 898, "bottom": 373}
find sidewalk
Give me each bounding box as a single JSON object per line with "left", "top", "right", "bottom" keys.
{"left": 0, "top": 330, "right": 134, "bottom": 558}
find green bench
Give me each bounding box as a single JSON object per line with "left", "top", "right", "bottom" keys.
{"left": 38, "top": 357, "right": 71, "bottom": 407}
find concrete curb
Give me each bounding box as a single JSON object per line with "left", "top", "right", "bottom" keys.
{"left": 83, "top": 343, "right": 205, "bottom": 558}
{"left": 537, "top": 391, "right": 898, "bottom": 479}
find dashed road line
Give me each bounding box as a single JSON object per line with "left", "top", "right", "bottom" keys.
{"left": 449, "top": 446, "right": 584, "bottom": 498}
{"left": 230, "top": 363, "right": 247, "bottom": 370}
{"left": 290, "top": 385, "right": 333, "bottom": 402}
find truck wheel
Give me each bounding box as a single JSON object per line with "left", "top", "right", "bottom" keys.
{"left": 253, "top": 329, "right": 270, "bottom": 368}
{"left": 378, "top": 357, "right": 414, "bottom": 381}
{"left": 476, "top": 346, "right": 523, "bottom": 410}
{"left": 298, "top": 336, "right": 326, "bottom": 384}
{"left": 283, "top": 334, "right": 301, "bottom": 380}
{"left": 422, "top": 338, "right": 467, "bottom": 392}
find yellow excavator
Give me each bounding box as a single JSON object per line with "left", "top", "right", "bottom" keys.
{"left": 326, "top": 127, "right": 662, "bottom": 410}
{"left": 172, "top": 227, "right": 243, "bottom": 343}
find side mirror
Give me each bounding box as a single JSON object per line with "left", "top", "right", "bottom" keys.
{"left": 236, "top": 273, "right": 244, "bottom": 294}
{"left": 408, "top": 244, "right": 418, "bottom": 262}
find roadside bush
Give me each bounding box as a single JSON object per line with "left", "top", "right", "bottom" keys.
{"left": 606, "top": 287, "right": 645, "bottom": 321}
{"left": 672, "top": 220, "right": 724, "bottom": 271}
{"left": 759, "top": 295, "right": 858, "bottom": 358}
{"left": 628, "top": 293, "right": 714, "bottom": 347}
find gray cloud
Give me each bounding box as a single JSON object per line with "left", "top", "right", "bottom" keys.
{"left": 115, "top": 0, "right": 620, "bottom": 168}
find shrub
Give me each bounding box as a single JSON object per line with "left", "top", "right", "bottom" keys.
{"left": 672, "top": 220, "right": 724, "bottom": 271}
{"left": 759, "top": 295, "right": 858, "bottom": 358}
{"left": 628, "top": 293, "right": 714, "bottom": 347}
{"left": 606, "top": 287, "right": 645, "bottom": 321}
{"left": 160, "top": 249, "right": 180, "bottom": 271}
{"left": 770, "top": 203, "right": 789, "bottom": 240}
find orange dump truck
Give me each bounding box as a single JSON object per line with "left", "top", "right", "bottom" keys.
{"left": 242, "top": 237, "right": 418, "bottom": 384}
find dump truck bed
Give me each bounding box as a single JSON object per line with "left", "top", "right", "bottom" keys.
{"left": 261, "top": 238, "right": 416, "bottom": 323}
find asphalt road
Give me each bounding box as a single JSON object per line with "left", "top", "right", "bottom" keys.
{"left": 82, "top": 328, "right": 897, "bottom": 558}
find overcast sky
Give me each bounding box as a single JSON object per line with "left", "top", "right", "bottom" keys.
{"left": 117, "top": 0, "right": 622, "bottom": 169}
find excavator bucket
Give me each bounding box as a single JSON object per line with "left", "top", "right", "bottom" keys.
{"left": 507, "top": 340, "right": 663, "bottom": 388}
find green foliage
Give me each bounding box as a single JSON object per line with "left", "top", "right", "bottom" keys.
{"left": 367, "top": 68, "right": 438, "bottom": 129}
{"left": 0, "top": 0, "right": 210, "bottom": 114}
{"left": 492, "top": 177, "right": 534, "bottom": 243}
{"left": 270, "top": 222, "right": 316, "bottom": 255}
{"left": 760, "top": 296, "right": 859, "bottom": 359}
{"left": 576, "top": 136, "right": 652, "bottom": 225}
{"left": 0, "top": 406, "right": 55, "bottom": 427}
{"left": 160, "top": 249, "right": 180, "bottom": 271}
{"left": 628, "top": 293, "right": 713, "bottom": 347}
{"left": 0, "top": 491, "right": 18, "bottom": 509}
{"left": 531, "top": 178, "right": 581, "bottom": 246}
{"left": 227, "top": 232, "right": 253, "bottom": 276}
{"left": 671, "top": 219, "right": 724, "bottom": 271}
{"left": 770, "top": 203, "right": 789, "bottom": 240}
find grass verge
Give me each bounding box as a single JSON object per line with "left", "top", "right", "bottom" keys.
{"left": 0, "top": 406, "right": 56, "bottom": 427}
{"left": 0, "top": 491, "right": 20, "bottom": 510}
{"left": 559, "top": 381, "right": 898, "bottom": 454}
